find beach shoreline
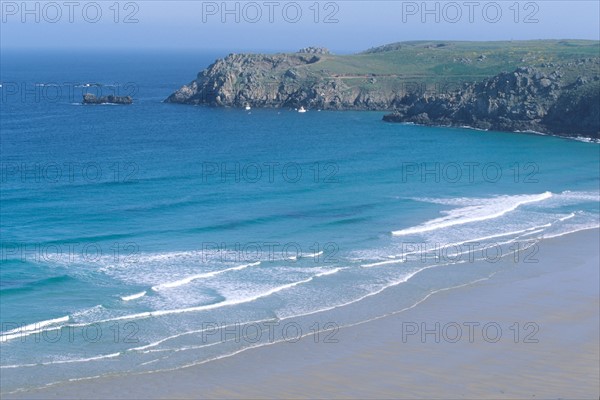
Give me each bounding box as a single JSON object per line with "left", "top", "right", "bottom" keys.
{"left": 4, "top": 228, "right": 599, "bottom": 399}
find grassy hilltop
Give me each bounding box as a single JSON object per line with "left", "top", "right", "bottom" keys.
{"left": 307, "top": 40, "right": 599, "bottom": 92}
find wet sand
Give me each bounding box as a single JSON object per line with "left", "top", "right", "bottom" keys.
{"left": 6, "top": 229, "right": 599, "bottom": 399}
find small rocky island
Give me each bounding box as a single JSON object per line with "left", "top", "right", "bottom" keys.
{"left": 82, "top": 93, "right": 133, "bottom": 105}
{"left": 165, "top": 40, "right": 600, "bottom": 139}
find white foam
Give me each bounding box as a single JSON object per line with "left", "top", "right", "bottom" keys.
{"left": 392, "top": 192, "right": 553, "bottom": 236}
{"left": 1, "top": 307, "right": 109, "bottom": 342}
{"left": 131, "top": 249, "right": 245, "bottom": 265}
{"left": 151, "top": 262, "right": 261, "bottom": 291}
{"left": 287, "top": 250, "right": 323, "bottom": 261}
{"left": 464, "top": 224, "right": 549, "bottom": 242}
{"left": 121, "top": 291, "right": 147, "bottom": 301}
{"left": 517, "top": 229, "right": 545, "bottom": 238}
{"left": 543, "top": 224, "right": 600, "bottom": 239}
{"left": 363, "top": 222, "right": 555, "bottom": 268}
{"left": 0, "top": 353, "right": 120, "bottom": 369}
{"left": 556, "top": 191, "right": 600, "bottom": 203}
{"left": 278, "top": 271, "right": 419, "bottom": 319}
{"left": 138, "top": 358, "right": 162, "bottom": 367}
{"left": 59, "top": 268, "right": 344, "bottom": 327}
{"left": 2, "top": 269, "right": 333, "bottom": 342}
{"left": 1, "top": 316, "right": 69, "bottom": 336}
{"left": 129, "top": 317, "right": 277, "bottom": 352}
{"left": 361, "top": 258, "right": 406, "bottom": 268}
{"left": 132, "top": 268, "right": 342, "bottom": 319}
{"left": 558, "top": 213, "right": 576, "bottom": 222}
{"left": 306, "top": 250, "right": 324, "bottom": 258}
{"left": 571, "top": 136, "right": 600, "bottom": 144}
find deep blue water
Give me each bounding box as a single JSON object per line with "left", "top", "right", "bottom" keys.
{"left": 1, "top": 50, "right": 599, "bottom": 393}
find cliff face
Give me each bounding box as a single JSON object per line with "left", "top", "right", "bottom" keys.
{"left": 384, "top": 60, "right": 600, "bottom": 138}
{"left": 166, "top": 53, "right": 315, "bottom": 107}
{"left": 165, "top": 42, "right": 600, "bottom": 138}
{"left": 164, "top": 50, "right": 402, "bottom": 110}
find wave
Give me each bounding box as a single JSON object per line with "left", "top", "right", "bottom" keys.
{"left": 281, "top": 229, "right": 561, "bottom": 322}
{"left": 128, "top": 317, "right": 276, "bottom": 352}
{"left": 555, "top": 190, "right": 600, "bottom": 203}
{"left": 543, "top": 224, "right": 600, "bottom": 239}
{"left": 516, "top": 228, "right": 546, "bottom": 238}
{"left": 120, "top": 291, "right": 147, "bottom": 301}
{"left": 109, "top": 268, "right": 344, "bottom": 322}
{"left": 0, "top": 275, "right": 74, "bottom": 294}
{"left": 0, "top": 305, "right": 107, "bottom": 342}
{"left": 288, "top": 250, "right": 324, "bottom": 261}
{"left": 0, "top": 352, "right": 121, "bottom": 369}
{"left": 365, "top": 218, "right": 565, "bottom": 268}
{"left": 392, "top": 192, "right": 552, "bottom": 236}
{"left": 151, "top": 262, "right": 261, "bottom": 291}
{"left": 306, "top": 250, "right": 324, "bottom": 258}
{"left": 2, "top": 316, "right": 69, "bottom": 335}
{"left": 1, "top": 316, "right": 69, "bottom": 341}
{"left": 0, "top": 268, "right": 343, "bottom": 343}
{"left": 558, "top": 212, "right": 576, "bottom": 222}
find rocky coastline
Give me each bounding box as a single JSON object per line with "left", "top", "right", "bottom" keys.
{"left": 165, "top": 42, "right": 600, "bottom": 139}
{"left": 384, "top": 61, "right": 600, "bottom": 139}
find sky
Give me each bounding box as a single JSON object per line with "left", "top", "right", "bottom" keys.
{"left": 1, "top": 0, "right": 599, "bottom": 53}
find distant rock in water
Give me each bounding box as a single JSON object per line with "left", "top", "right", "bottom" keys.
{"left": 82, "top": 93, "right": 132, "bottom": 105}
{"left": 383, "top": 60, "right": 600, "bottom": 139}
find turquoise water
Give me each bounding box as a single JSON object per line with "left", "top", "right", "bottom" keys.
{"left": 1, "top": 51, "right": 599, "bottom": 393}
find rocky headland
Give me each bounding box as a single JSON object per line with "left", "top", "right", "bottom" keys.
{"left": 164, "top": 47, "right": 392, "bottom": 110}
{"left": 165, "top": 41, "right": 600, "bottom": 138}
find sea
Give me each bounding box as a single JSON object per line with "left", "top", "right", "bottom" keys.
{"left": 1, "top": 50, "right": 599, "bottom": 394}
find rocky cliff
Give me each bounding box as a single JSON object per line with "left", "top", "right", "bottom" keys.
{"left": 383, "top": 59, "right": 600, "bottom": 138}
{"left": 164, "top": 48, "right": 403, "bottom": 110}
{"left": 165, "top": 41, "right": 600, "bottom": 138}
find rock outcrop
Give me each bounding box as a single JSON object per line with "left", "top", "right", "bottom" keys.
{"left": 384, "top": 60, "right": 600, "bottom": 138}
{"left": 164, "top": 51, "right": 403, "bottom": 110}
{"left": 82, "top": 93, "right": 133, "bottom": 105}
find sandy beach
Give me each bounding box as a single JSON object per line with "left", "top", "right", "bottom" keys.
{"left": 5, "top": 228, "right": 599, "bottom": 399}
